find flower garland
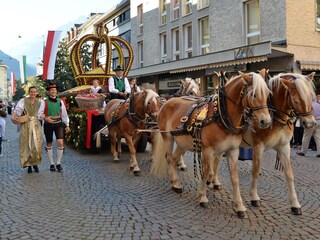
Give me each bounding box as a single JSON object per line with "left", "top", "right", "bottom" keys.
{"left": 64, "top": 93, "right": 87, "bottom": 149}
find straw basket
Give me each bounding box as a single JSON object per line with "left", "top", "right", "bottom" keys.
{"left": 75, "top": 95, "right": 105, "bottom": 110}
{"left": 16, "top": 115, "right": 30, "bottom": 123}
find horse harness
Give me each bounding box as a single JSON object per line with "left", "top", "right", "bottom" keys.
{"left": 170, "top": 83, "right": 261, "bottom": 137}
{"left": 108, "top": 97, "right": 146, "bottom": 129}
{"left": 170, "top": 83, "right": 262, "bottom": 178}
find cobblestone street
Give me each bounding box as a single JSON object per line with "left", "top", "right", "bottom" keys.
{"left": 0, "top": 120, "right": 319, "bottom": 240}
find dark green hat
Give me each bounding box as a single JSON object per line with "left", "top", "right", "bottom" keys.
{"left": 114, "top": 65, "right": 124, "bottom": 71}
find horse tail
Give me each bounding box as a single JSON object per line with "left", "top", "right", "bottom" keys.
{"left": 94, "top": 125, "right": 109, "bottom": 148}
{"left": 150, "top": 132, "right": 168, "bottom": 177}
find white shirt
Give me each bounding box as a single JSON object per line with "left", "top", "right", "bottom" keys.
{"left": 90, "top": 86, "right": 102, "bottom": 94}
{"left": 108, "top": 76, "right": 131, "bottom": 94}
{"left": 13, "top": 97, "right": 44, "bottom": 119}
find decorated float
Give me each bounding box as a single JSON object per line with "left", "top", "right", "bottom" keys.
{"left": 64, "top": 24, "right": 147, "bottom": 152}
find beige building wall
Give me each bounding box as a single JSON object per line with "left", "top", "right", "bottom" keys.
{"left": 0, "top": 65, "right": 8, "bottom": 100}
{"left": 286, "top": 0, "right": 320, "bottom": 61}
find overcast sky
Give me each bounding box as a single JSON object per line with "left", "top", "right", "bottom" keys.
{"left": 0, "top": 0, "right": 115, "bottom": 64}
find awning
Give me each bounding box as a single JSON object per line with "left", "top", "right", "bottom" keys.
{"left": 130, "top": 41, "right": 272, "bottom": 77}
{"left": 209, "top": 55, "right": 268, "bottom": 68}
{"left": 300, "top": 61, "right": 320, "bottom": 71}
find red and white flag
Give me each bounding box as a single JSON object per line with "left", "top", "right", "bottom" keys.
{"left": 11, "top": 72, "right": 16, "bottom": 95}
{"left": 42, "top": 30, "right": 62, "bottom": 80}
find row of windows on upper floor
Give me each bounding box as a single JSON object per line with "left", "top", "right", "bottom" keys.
{"left": 137, "top": 0, "right": 209, "bottom": 35}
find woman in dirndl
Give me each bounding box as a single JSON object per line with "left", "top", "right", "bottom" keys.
{"left": 11, "top": 86, "right": 44, "bottom": 173}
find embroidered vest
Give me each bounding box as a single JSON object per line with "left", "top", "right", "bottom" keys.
{"left": 45, "top": 98, "right": 61, "bottom": 116}
{"left": 113, "top": 76, "right": 125, "bottom": 92}
{"left": 24, "top": 98, "right": 40, "bottom": 116}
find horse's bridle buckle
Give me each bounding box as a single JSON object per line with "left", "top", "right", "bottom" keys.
{"left": 180, "top": 116, "right": 188, "bottom": 123}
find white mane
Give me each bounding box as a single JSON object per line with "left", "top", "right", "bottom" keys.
{"left": 269, "top": 73, "right": 315, "bottom": 106}
{"left": 144, "top": 89, "right": 159, "bottom": 107}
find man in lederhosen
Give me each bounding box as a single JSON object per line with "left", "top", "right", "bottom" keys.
{"left": 39, "top": 84, "right": 70, "bottom": 172}
{"left": 108, "top": 65, "right": 131, "bottom": 100}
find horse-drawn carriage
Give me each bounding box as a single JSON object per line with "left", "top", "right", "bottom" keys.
{"left": 66, "top": 21, "right": 318, "bottom": 218}
{"left": 65, "top": 24, "right": 152, "bottom": 153}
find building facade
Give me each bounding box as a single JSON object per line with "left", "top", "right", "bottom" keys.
{"left": 0, "top": 62, "right": 9, "bottom": 100}
{"left": 65, "top": 0, "right": 320, "bottom": 94}
{"left": 129, "top": 0, "right": 320, "bottom": 94}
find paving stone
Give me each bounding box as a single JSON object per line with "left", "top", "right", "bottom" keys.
{"left": 1, "top": 120, "right": 320, "bottom": 239}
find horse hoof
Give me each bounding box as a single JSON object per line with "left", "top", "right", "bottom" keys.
{"left": 179, "top": 167, "right": 187, "bottom": 172}
{"left": 291, "top": 207, "right": 302, "bottom": 215}
{"left": 133, "top": 171, "right": 141, "bottom": 176}
{"left": 206, "top": 181, "right": 211, "bottom": 186}
{"left": 237, "top": 211, "right": 246, "bottom": 219}
{"left": 200, "top": 202, "right": 208, "bottom": 208}
{"left": 213, "top": 185, "right": 222, "bottom": 191}
{"left": 171, "top": 187, "right": 183, "bottom": 194}
{"left": 251, "top": 200, "right": 261, "bottom": 207}
{"left": 113, "top": 160, "right": 119, "bottom": 163}
{"left": 130, "top": 167, "right": 134, "bottom": 171}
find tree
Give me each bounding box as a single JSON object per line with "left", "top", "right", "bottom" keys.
{"left": 12, "top": 80, "right": 26, "bottom": 101}
{"left": 48, "top": 39, "right": 77, "bottom": 92}
{"left": 81, "top": 42, "right": 93, "bottom": 72}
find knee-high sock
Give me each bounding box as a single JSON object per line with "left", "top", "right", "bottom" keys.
{"left": 46, "top": 146, "right": 54, "bottom": 165}
{"left": 57, "top": 147, "right": 64, "bottom": 165}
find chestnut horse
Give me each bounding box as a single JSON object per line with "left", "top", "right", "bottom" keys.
{"left": 104, "top": 89, "right": 160, "bottom": 176}
{"left": 210, "top": 72, "right": 316, "bottom": 215}
{"left": 151, "top": 71, "right": 271, "bottom": 218}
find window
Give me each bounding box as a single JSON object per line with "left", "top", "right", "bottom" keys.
{"left": 199, "top": 17, "right": 209, "bottom": 54}
{"left": 120, "top": 31, "right": 131, "bottom": 45}
{"left": 160, "top": 0, "right": 167, "bottom": 25}
{"left": 317, "top": 0, "right": 320, "bottom": 30}
{"left": 138, "top": 4, "right": 143, "bottom": 34}
{"left": 172, "top": 0, "right": 180, "bottom": 20}
{"left": 182, "top": 0, "right": 192, "bottom": 16}
{"left": 197, "top": 0, "right": 209, "bottom": 10}
{"left": 184, "top": 24, "right": 192, "bottom": 58}
{"left": 138, "top": 41, "right": 143, "bottom": 67}
{"left": 245, "top": 0, "right": 260, "bottom": 44}
{"left": 172, "top": 28, "right": 180, "bottom": 60}
{"left": 160, "top": 33, "right": 168, "bottom": 62}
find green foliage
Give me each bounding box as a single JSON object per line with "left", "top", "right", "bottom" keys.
{"left": 47, "top": 39, "right": 77, "bottom": 92}
{"left": 12, "top": 80, "right": 26, "bottom": 101}
{"left": 63, "top": 93, "right": 80, "bottom": 109}
{"left": 65, "top": 109, "right": 87, "bottom": 149}
{"left": 26, "top": 76, "right": 46, "bottom": 97}
{"left": 81, "top": 42, "right": 93, "bottom": 72}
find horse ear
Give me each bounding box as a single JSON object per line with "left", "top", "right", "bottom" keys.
{"left": 239, "top": 71, "right": 251, "bottom": 82}
{"left": 281, "top": 78, "right": 294, "bottom": 89}
{"left": 258, "top": 68, "right": 266, "bottom": 79}
{"left": 212, "top": 72, "right": 219, "bottom": 83}
{"left": 181, "top": 80, "right": 188, "bottom": 88}
{"left": 307, "top": 72, "right": 315, "bottom": 81}
{"left": 143, "top": 89, "right": 147, "bottom": 95}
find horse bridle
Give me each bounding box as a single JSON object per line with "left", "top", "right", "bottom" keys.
{"left": 281, "top": 79, "right": 312, "bottom": 117}
{"left": 223, "top": 80, "right": 269, "bottom": 120}
{"left": 218, "top": 80, "right": 268, "bottom": 134}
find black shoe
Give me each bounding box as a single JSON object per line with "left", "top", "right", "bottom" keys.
{"left": 33, "top": 165, "right": 39, "bottom": 173}
{"left": 316, "top": 154, "right": 320, "bottom": 158}
{"left": 296, "top": 151, "right": 305, "bottom": 156}
{"left": 27, "top": 166, "right": 32, "bottom": 173}
{"left": 56, "top": 164, "right": 63, "bottom": 172}
{"left": 50, "top": 164, "right": 56, "bottom": 171}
